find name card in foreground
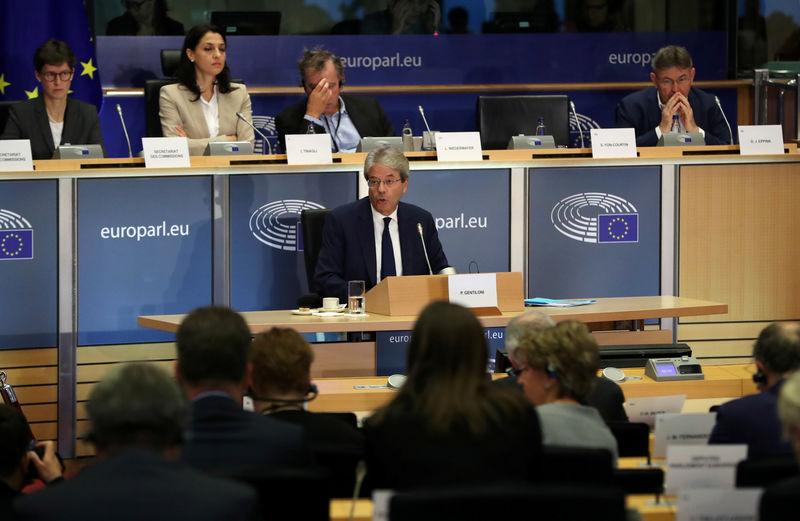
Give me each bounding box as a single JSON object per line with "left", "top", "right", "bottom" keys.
{"left": 142, "top": 137, "right": 190, "bottom": 168}
{"left": 665, "top": 444, "right": 747, "bottom": 495}
{"left": 591, "top": 128, "right": 637, "bottom": 158}
{"left": 285, "top": 134, "right": 333, "bottom": 165}
{"left": 624, "top": 394, "right": 686, "bottom": 427}
{"left": 0, "top": 140, "right": 33, "bottom": 171}
{"left": 448, "top": 273, "right": 498, "bottom": 309}
{"left": 435, "top": 132, "right": 483, "bottom": 162}
{"left": 653, "top": 412, "right": 717, "bottom": 458}
{"left": 738, "top": 125, "right": 784, "bottom": 155}
{"left": 676, "top": 488, "right": 762, "bottom": 521}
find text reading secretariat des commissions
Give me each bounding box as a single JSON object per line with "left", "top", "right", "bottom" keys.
{"left": 314, "top": 145, "right": 451, "bottom": 302}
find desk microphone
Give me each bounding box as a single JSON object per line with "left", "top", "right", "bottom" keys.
{"left": 570, "top": 101, "right": 585, "bottom": 148}
{"left": 116, "top": 104, "right": 132, "bottom": 158}
{"left": 714, "top": 96, "right": 734, "bottom": 145}
{"left": 417, "top": 223, "right": 433, "bottom": 275}
{"left": 418, "top": 105, "right": 433, "bottom": 135}
{"left": 236, "top": 112, "right": 273, "bottom": 154}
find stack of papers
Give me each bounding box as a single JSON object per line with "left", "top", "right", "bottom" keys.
{"left": 524, "top": 298, "right": 597, "bottom": 307}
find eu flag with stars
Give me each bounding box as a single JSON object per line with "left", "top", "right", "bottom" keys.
{"left": 597, "top": 213, "right": 638, "bottom": 243}
{"left": 0, "top": 230, "right": 34, "bottom": 260}
{"left": 0, "top": 1, "right": 101, "bottom": 109}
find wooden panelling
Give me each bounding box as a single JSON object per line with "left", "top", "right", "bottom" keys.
{"left": 680, "top": 339, "right": 756, "bottom": 358}
{"left": 592, "top": 330, "right": 673, "bottom": 345}
{"left": 311, "top": 342, "right": 375, "bottom": 378}
{"left": 0, "top": 366, "right": 58, "bottom": 386}
{"left": 678, "top": 321, "right": 777, "bottom": 340}
{"left": 76, "top": 403, "right": 87, "bottom": 421}
{"left": 15, "top": 385, "right": 57, "bottom": 404}
{"left": 77, "top": 343, "right": 176, "bottom": 364}
{"left": 30, "top": 422, "right": 58, "bottom": 440}
{"left": 76, "top": 360, "right": 175, "bottom": 383}
{"left": 20, "top": 403, "right": 57, "bottom": 422}
{"left": 678, "top": 163, "right": 800, "bottom": 322}
{"left": 0, "top": 348, "right": 57, "bottom": 367}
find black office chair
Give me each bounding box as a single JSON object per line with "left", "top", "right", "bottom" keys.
{"left": 300, "top": 208, "right": 330, "bottom": 288}
{"left": 608, "top": 421, "right": 651, "bottom": 464}
{"left": 736, "top": 456, "right": 799, "bottom": 488}
{"left": 144, "top": 49, "right": 181, "bottom": 137}
{"left": 312, "top": 445, "right": 366, "bottom": 498}
{"left": 614, "top": 467, "right": 664, "bottom": 495}
{"left": 390, "top": 482, "right": 627, "bottom": 521}
{"left": 476, "top": 95, "right": 570, "bottom": 149}
{"left": 218, "top": 466, "right": 330, "bottom": 521}
{"left": 0, "top": 100, "right": 16, "bottom": 134}
{"left": 536, "top": 446, "right": 614, "bottom": 484}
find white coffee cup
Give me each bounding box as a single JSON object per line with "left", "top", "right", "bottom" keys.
{"left": 322, "top": 297, "right": 339, "bottom": 310}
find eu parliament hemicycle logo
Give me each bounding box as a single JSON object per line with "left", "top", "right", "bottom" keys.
{"left": 252, "top": 114, "right": 278, "bottom": 155}
{"left": 551, "top": 193, "right": 638, "bottom": 244}
{"left": 0, "top": 209, "right": 34, "bottom": 260}
{"left": 249, "top": 200, "right": 325, "bottom": 251}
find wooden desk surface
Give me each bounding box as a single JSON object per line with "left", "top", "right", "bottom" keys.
{"left": 138, "top": 296, "right": 727, "bottom": 334}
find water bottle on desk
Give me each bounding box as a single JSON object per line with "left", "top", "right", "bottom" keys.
{"left": 670, "top": 114, "right": 680, "bottom": 133}
{"left": 306, "top": 121, "right": 316, "bottom": 134}
{"left": 536, "top": 117, "right": 547, "bottom": 136}
{"left": 402, "top": 119, "right": 413, "bottom": 151}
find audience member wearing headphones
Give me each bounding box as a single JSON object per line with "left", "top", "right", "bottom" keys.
{"left": 250, "top": 327, "right": 363, "bottom": 453}
{"left": 759, "top": 370, "right": 800, "bottom": 520}
{"left": 508, "top": 320, "right": 619, "bottom": 464}
{"left": 14, "top": 363, "right": 258, "bottom": 521}
{"left": 159, "top": 24, "right": 254, "bottom": 156}
{"left": 175, "top": 306, "right": 313, "bottom": 474}
{"left": 275, "top": 48, "right": 395, "bottom": 153}
{"left": 708, "top": 322, "right": 800, "bottom": 459}
{"left": 0, "top": 405, "right": 63, "bottom": 512}
{"left": 363, "top": 301, "right": 542, "bottom": 491}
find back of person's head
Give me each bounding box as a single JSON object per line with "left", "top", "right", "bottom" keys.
{"left": 33, "top": 39, "right": 76, "bottom": 72}
{"left": 753, "top": 323, "right": 800, "bottom": 375}
{"left": 377, "top": 301, "right": 528, "bottom": 434}
{"left": 176, "top": 306, "right": 252, "bottom": 388}
{"left": 512, "top": 320, "right": 599, "bottom": 402}
{"left": 298, "top": 47, "right": 344, "bottom": 86}
{"left": 251, "top": 327, "right": 314, "bottom": 398}
{"left": 0, "top": 404, "right": 31, "bottom": 479}
{"left": 505, "top": 310, "right": 555, "bottom": 354}
{"left": 652, "top": 45, "right": 693, "bottom": 71}
{"left": 86, "top": 362, "right": 187, "bottom": 452}
{"left": 777, "top": 370, "right": 800, "bottom": 460}
{"left": 363, "top": 144, "right": 410, "bottom": 181}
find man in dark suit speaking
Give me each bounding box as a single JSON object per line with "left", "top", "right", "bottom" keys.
{"left": 276, "top": 48, "right": 395, "bottom": 153}
{"left": 314, "top": 145, "right": 451, "bottom": 302}
{"left": 615, "top": 45, "right": 730, "bottom": 146}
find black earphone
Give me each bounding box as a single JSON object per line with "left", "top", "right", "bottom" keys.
{"left": 753, "top": 371, "right": 767, "bottom": 386}
{"left": 251, "top": 383, "right": 318, "bottom": 405}
{"left": 546, "top": 363, "right": 558, "bottom": 379}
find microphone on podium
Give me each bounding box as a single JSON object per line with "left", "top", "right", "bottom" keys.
{"left": 417, "top": 223, "right": 457, "bottom": 275}
{"left": 570, "top": 100, "right": 585, "bottom": 148}
{"left": 236, "top": 112, "right": 273, "bottom": 154}
{"left": 116, "top": 104, "right": 133, "bottom": 158}
{"left": 714, "top": 96, "right": 734, "bottom": 145}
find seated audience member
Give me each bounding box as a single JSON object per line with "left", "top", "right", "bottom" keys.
{"left": 760, "top": 370, "right": 800, "bottom": 520}
{"left": 1, "top": 40, "right": 104, "bottom": 160}
{"left": 361, "top": 0, "right": 442, "bottom": 34}
{"left": 615, "top": 45, "right": 730, "bottom": 146}
{"left": 14, "top": 363, "right": 258, "bottom": 521}
{"left": 508, "top": 320, "right": 619, "bottom": 464}
{"left": 363, "top": 301, "right": 542, "bottom": 490}
{"left": 0, "top": 405, "right": 62, "bottom": 512}
{"left": 159, "top": 24, "right": 254, "bottom": 156}
{"left": 709, "top": 322, "right": 800, "bottom": 458}
{"left": 497, "top": 311, "right": 628, "bottom": 423}
{"left": 175, "top": 306, "right": 313, "bottom": 473}
{"left": 250, "top": 327, "right": 363, "bottom": 452}
{"left": 106, "top": 0, "right": 184, "bottom": 36}
{"left": 275, "top": 48, "right": 394, "bottom": 153}
{"left": 314, "top": 145, "right": 451, "bottom": 302}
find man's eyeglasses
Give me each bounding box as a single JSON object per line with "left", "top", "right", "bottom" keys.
{"left": 508, "top": 365, "right": 530, "bottom": 377}
{"left": 368, "top": 177, "right": 403, "bottom": 188}
{"left": 41, "top": 71, "right": 73, "bottom": 82}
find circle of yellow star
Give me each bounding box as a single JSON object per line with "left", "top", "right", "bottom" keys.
{"left": 0, "top": 74, "right": 10, "bottom": 95}
{"left": 1, "top": 233, "right": 23, "bottom": 257}
{"left": 25, "top": 86, "right": 38, "bottom": 99}
{"left": 607, "top": 217, "right": 629, "bottom": 240}
{"left": 80, "top": 58, "right": 97, "bottom": 80}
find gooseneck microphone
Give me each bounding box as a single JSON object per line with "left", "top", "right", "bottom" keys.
{"left": 236, "top": 112, "right": 273, "bottom": 154}
{"left": 417, "top": 222, "right": 433, "bottom": 275}
{"left": 714, "top": 96, "right": 734, "bottom": 145}
{"left": 570, "top": 100, "right": 585, "bottom": 148}
{"left": 418, "top": 105, "right": 433, "bottom": 135}
{"left": 116, "top": 104, "right": 132, "bottom": 158}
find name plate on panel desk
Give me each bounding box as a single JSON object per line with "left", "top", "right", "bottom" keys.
{"left": 285, "top": 134, "right": 333, "bottom": 165}
{"left": 142, "top": 137, "right": 190, "bottom": 168}
{"left": 0, "top": 140, "right": 33, "bottom": 171}
{"left": 448, "top": 273, "right": 498, "bottom": 308}
{"left": 435, "top": 132, "right": 483, "bottom": 162}
{"left": 665, "top": 444, "right": 747, "bottom": 495}
{"left": 738, "top": 125, "right": 784, "bottom": 155}
{"left": 653, "top": 412, "right": 717, "bottom": 458}
{"left": 623, "top": 394, "right": 686, "bottom": 427}
{"left": 677, "top": 488, "right": 761, "bottom": 521}
{"left": 590, "top": 128, "right": 637, "bottom": 158}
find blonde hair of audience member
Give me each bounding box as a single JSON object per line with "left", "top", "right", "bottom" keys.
{"left": 509, "top": 320, "right": 599, "bottom": 406}
{"left": 778, "top": 371, "right": 800, "bottom": 463}
{"left": 370, "top": 301, "right": 530, "bottom": 435}
{"left": 250, "top": 327, "right": 314, "bottom": 411}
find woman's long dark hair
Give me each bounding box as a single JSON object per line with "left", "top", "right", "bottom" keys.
{"left": 371, "top": 301, "right": 530, "bottom": 435}
{"left": 174, "top": 24, "right": 236, "bottom": 101}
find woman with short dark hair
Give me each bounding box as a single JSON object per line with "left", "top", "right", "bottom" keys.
{"left": 364, "top": 301, "right": 542, "bottom": 490}
{"left": 1, "top": 39, "right": 104, "bottom": 160}
{"left": 159, "top": 24, "right": 253, "bottom": 155}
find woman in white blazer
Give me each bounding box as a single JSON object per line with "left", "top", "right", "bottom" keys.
{"left": 159, "top": 24, "right": 254, "bottom": 156}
